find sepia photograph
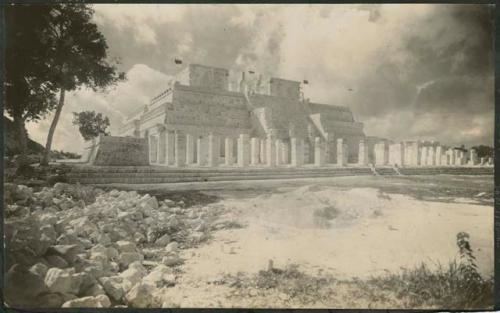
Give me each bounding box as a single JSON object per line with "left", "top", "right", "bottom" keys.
{"left": 2, "top": 2, "right": 496, "bottom": 310}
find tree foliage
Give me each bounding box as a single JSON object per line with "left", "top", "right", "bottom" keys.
{"left": 72, "top": 111, "right": 110, "bottom": 141}
{"left": 5, "top": 5, "right": 59, "bottom": 154}
{"left": 43, "top": 4, "right": 125, "bottom": 92}
{"left": 38, "top": 4, "right": 125, "bottom": 165}
{"left": 471, "top": 145, "right": 493, "bottom": 158}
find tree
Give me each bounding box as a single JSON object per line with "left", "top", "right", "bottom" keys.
{"left": 40, "top": 4, "right": 125, "bottom": 165}
{"left": 471, "top": 145, "right": 494, "bottom": 158}
{"left": 5, "top": 5, "right": 59, "bottom": 157}
{"left": 72, "top": 111, "right": 110, "bottom": 141}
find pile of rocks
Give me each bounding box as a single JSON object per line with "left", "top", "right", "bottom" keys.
{"left": 5, "top": 183, "right": 231, "bottom": 308}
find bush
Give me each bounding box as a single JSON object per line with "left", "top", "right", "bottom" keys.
{"left": 313, "top": 206, "right": 339, "bottom": 228}
{"left": 362, "top": 232, "right": 493, "bottom": 308}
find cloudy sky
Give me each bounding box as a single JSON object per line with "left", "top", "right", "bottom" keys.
{"left": 26, "top": 4, "right": 494, "bottom": 153}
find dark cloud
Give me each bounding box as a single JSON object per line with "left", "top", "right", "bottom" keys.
{"left": 347, "top": 4, "right": 493, "bottom": 146}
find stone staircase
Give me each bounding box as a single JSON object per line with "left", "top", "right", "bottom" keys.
{"left": 373, "top": 167, "right": 399, "bottom": 176}
{"left": 66, "top": 165, "right": 493, "bottom": 185}
{"left": 398, "top": 166, "right": 493, "bottom": 176}
{"left": 67, "top": 166, "right": 374, "bottom": 184}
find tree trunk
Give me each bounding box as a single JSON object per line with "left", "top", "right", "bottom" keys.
{"left": 41, "top": 88, "right": 65, "bottom": 166}
{"left": 12, "top": 115, "right": 28, "bottom": 156}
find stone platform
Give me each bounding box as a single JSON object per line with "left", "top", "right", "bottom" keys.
{"left": 67, "top": 165, "right": 493, "bottom": 185}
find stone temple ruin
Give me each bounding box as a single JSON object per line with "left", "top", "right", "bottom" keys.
{"left": 81, "top": 63, "right": 493, "bottom": 170}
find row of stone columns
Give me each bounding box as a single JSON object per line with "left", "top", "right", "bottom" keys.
{"left": 149, "top": 131, "right": 492, "bottom": 168}
{"left": 149, "top": 131, "right": 337, "bottom": 167}
{"left": 370, "top": 141, "right": 492, "bottom": 167}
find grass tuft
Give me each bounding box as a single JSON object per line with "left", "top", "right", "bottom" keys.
{"left": 313, "top": 206, "right": 340, "bottom": 228}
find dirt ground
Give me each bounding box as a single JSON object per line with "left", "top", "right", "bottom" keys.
{"left": 108, "top": 174, "right": 494, "bottom": 308}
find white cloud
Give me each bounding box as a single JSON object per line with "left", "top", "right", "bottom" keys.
{"left": 93, "top": 4, "right": 187, "bottom": 46}
{"left": 26, "top": 64, "right": 172, "bottom": 153}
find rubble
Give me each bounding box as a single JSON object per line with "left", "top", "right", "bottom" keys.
{"left": 4, "top": 182, "right": 232, "bottom": 308}
{"left": 125, "top": 282, "right": 157, "bottom": 308}
{"left": 62, "top": 295, "right": 111, "bottom": 308}
{"left": 44, "top": 267, "right": 83, "bottom": 294}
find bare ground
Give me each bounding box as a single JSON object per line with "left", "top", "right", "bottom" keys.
{"left": 107, "top": 174, "right": 494, "bottom": 309}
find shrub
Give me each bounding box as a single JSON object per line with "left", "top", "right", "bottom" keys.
{"left": 363, "top": 232, "right": 493, "bottom": 308}
{"left": 313, "top": 206, "right": 340, "bottom": 228}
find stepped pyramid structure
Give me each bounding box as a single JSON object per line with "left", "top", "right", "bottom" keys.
{"left": 117, "top": 63, "right": 365, "bottom": 167}
{"left": 80, "top": 63, "right": 492, "bottom": 170}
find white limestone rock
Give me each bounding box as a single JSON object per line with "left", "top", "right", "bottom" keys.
{"left": 119, "top": 261, "right": 146, "bottom": 285}
{"left": 45, "top": 255, "right": 69, "bottom": 269}
{"left": 99, "top": 276, "right": 126, "bottom": 302}
{"left": 163, "top": 199, "right": 176, "bottom": 207}
{"left": 82, "top": 282, "right": 107, "bottom": 297}
{"left": 62, "top": 295, "right": 111, "bottom": 308}
{"left": 5, "top": 264, "right": 49, "bottom": 307}
{"left": 139, "top": 194, "right": 159, "bottom": 210}
{"left": 125, "top": 283, "right": 156, "bottom": 308}
{"left": 116, "top": 241, "right": 137, "bottom": 253}
{"left": 155, "top": 234, "right": 171, "bottom": 246}
{"left": 46, "top": 244, "right": 85, "bottom": 264}
{"left": 44, "top": 268, "right": 83, "bottom": 295}
{"left": 143, "top": 265, "right": 176, "bottom": 287}
{"left": 161, "top": 254, "right": 184, "bottom": 267}
{"left": 118, "top": 252, "right": 144, "bottom": 269}
{"left": 165, "top": 242, "right": 179, "bottom": 254}
{"left": 29, "top": 262, "right": 49, "bottom": 277}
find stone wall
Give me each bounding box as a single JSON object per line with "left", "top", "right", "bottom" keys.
{"left": 89, "top": 135, "right": 149, "bottom": 166}
{"left": 269, "top": 78, "right": 301, "bottom": 99}
{"left": 182, "top": 64, "right": 229, "bottom": 91}
{"left": 248, "top": 94, "right": 310, "bottom": 139}
{"left": 308, "top": 102, "right": 355, "bottom": 122}
{"left": 169, "top": 85, "right": 250, "bottom": 131}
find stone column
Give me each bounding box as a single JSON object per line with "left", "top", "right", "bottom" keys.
{"left": 412, "top": 142, "right": 421, "bottom": 166}
{"left": 325, "top": 134, "right": 336, "bottom": 164}
{"left": 389, "top": 143, "right": 404, "bottom": 166}
{"left": 250, "top": 137, "right": 260, "bottom": 165}
{"left": 469, "top": 149, "right": 478, "bottom": 165}
{"left": 149, "top": 135, "right": 159, "bottom": 164}
{"left": 186, "top": 134, "right": 195, "bottom": 164}
{"left": 174, "top": 131, "right": 186, "bottom": 167}
{"left": 447, "top": 148, "right": 456, "bottom": 165}
{"left": 374, "top": 142, "right": 387, "bottom": 166}
{"left": 165, "top": 131, "right": 175, "bottom": 165}
{"left": 427, "top": 146, "right": 435, "bottom": 166}
{"left": 480, "top": 157, "right": 486, "bottom": 165}
{"left": 281, "top": 141, "right": 290, "bottom": 164}
{"left": 275, "top": 139, "right": 283, "bottom": 166}
{"left": 237, "top": 134, "right": 250, "bottom": 167}
{"left": 358, "top": 140, "right": 369, "bottom": 166}
{"left": 421, "top": 146, "right": 428, "bottom": 166}
{"left": 158, "top": 131, "right": 166, "bottom": 164}
{"left": 459, "top": 150, "right": 466, "bottom": 165}
{"left": 225, "top": 137, "right": 234, "bottom": 166}
{"left": 314, "top": 137, "right": 325, "bottom": 166}
{"left": 337, "top": 138, "right": 347, "bottom": 166}
{"left": 291, "top": 138, "right": 304, "bottom": 167}
{"left": 197, "top": 136, "right": 209, "bottom": 166}
{"left": 208, "top": 133, "right": 220, "bottom": 167}
{"left": 259, "top": 139, "right": 267, "bottom": 164}
{"left": 403, "top": 142, "right": 411, "bottom": 166}
{"left": 435, "top": 146, "right": 442, "bottom": 166}
{"left": 266, "top": 136, "right": 276, "bottom": 167}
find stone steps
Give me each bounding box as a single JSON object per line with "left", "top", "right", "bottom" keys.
{"left": 67, "top": 165, "right": 493, "bottom": 184}
{"left": 399, "top": 167, "right": 493, "bottom": 176}
{"left": 374, "top": 168, "right": 399, "bottom": 176}
{"left": 68, "top": 167, "right": 374, "bottom": 184}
